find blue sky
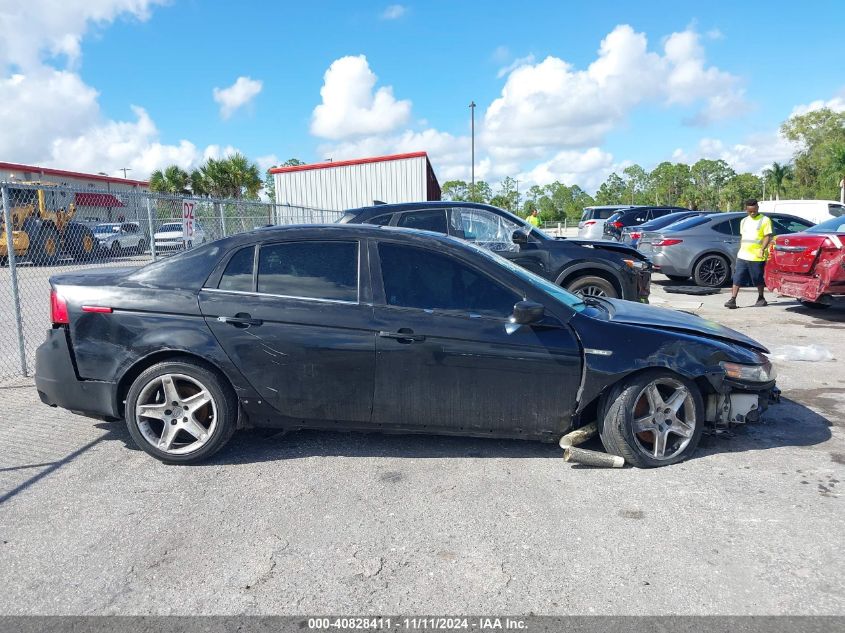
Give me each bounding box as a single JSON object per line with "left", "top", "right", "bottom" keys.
{"left": 2, "top": 0, "right": 844, "bottom": 191}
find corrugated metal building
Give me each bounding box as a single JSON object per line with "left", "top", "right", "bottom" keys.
{"left": 270, "top": 152, "right": 441, "bottom": 211}
{"left": 0, "top": 162, "right": 150, "bottom": 222}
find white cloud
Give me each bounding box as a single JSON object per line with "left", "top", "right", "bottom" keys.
{"left": 790, "top": 90, "right": 845, "bottom": 116}
{"left": 311, "top": 55, "right": 412, "bottom": 140}
{"left": 483, "top": 25, "right": 747, "bottom": 158}
{"left": 517, "top": 148, "right": 616, "bottom": 191}
{"left": 671, "top": 133, "right": 796, "bottom": 175}
{"left": 380, "top": 4, "right": 407, "bottom": 20}
{"left": 496, "top": 54, "right": 536, "bottom": 79}
{"left": 256, "top": 154, "right": 281, "bottom": 172}
{"left": 213, "top": 76, "right": 263, "bottom": 119}
{"left": 0, "top": 0, "right": 165, "bottom": 70}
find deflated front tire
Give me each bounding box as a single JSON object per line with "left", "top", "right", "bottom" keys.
{"left": 599, "top": 369, "right": 705, "bottom": 468}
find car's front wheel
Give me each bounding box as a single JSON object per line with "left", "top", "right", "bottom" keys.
{"left": 599, "top": 370, "right": 704, "bottom": 468}
{"left": 125, "top": 359, "right": 237, "bottom": 464}
{"left": 566, "top": 275, "right": 618, "bottom": 299}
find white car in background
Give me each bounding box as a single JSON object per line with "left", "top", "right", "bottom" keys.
{"left": 93, "top": 222, "right": 147, "bottom": 255}
{"left": 758, "top": 199, "right": 845, "bottom": 225}
{"left": 153, "top": 221, "right": 207, "bottom": 251}
{"left": 577, "top": 205, "right": 638, "bottom": 239}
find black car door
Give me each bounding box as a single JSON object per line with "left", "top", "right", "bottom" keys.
{"left": 198, "top": 239, "right": 375, "bottom": 424}
{"left": 369, "top": 238, "right": 582, "bottom": 439}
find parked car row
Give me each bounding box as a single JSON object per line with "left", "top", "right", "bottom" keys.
{"left": 90, "top": 221, "right": 206, "bottom": 256}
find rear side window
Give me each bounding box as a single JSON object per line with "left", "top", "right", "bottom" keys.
{"left": 772, "top": 217, "right": 812, "bottom": 234}
{"left": 594, "top": 208, "right": 618, "bottom": 220}
{"left": 397, "top": 209, "right": 448, "bottom": 234}
{"left": 713, "top": 218, "right": 742, "bottom": 235}
{"left": 364, "top": 213, "right": 393, "bottom": 226}
{"left": 257, "top": 241, "right": 358, "bottom": 302}
{"left": 218, "top": 246, "right": 255, "bottom": 292}
{"left": 829, "top": 204, "right": 845, "bottom": 218}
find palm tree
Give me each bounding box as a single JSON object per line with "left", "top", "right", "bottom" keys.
{"left": 149, "top": 165, "right": 191, "bottom": 194}
{"left": 762, "top": 162, "right": 793, "bottom": 200}
{"left": 188, "top": 154, "right": 262, "bottom": 200}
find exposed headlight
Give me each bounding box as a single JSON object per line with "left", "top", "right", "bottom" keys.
{"left": 720, "top": 360, "right": 777, "bottom": 383}
{"left": 622, "top": 258, "right": 648, "bottom": 270}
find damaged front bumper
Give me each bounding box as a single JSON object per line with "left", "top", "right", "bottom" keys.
{"left": 703, "top": 370, "right": 778, "bottom": 427}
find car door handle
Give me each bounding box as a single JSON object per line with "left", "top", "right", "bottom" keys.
{"left": 217, "top": 314, "right": 263, "bottom": 327}
{"left": 379, "top": 329, "right": 426, "bottom": 343}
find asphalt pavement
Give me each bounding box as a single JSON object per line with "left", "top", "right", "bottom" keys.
{"left": 0, "top": 277, "right": 842, "bottom": 615}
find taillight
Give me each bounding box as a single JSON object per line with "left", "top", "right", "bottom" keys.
{"left": 652, "top": 238, "right": 683, "bottom": 247}
{"left": 50, "top": 289, "right": 69, "bottom": 325}
{"left": 584, "top": 220, "right": 596, "bottom": 226}
{"left": 611, "top": 221, "right": 624, "bottom": 228}
{"left": 630, "top": 232, "right": 641, "bottom": 240}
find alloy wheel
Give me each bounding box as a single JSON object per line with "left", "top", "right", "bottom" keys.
{"left": 698, "top": 256, "right": 728, "bottom": 286}
{"left": 630, "top": 377, "right": 697, "bottom": 461}
{"left": 135, "top": 373, "right": 217, "bottom": 455}
{"left": 575, "top": 285, "right": 607, "bottom": 298}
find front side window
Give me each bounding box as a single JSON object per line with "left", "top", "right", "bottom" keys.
{"left": 772, "top": 217, "right": 811, "bottom": 235}
{"left": 378, "top": 243, "right": 519, "bottom": 317}
{"left": 452, "top": 207, "right": 522, "bottom": 252}
{"left": 258, "top": 241, "right": 358, "bottom": 302}
{"left": 396, "top": 209, "right": 448, "bottom": 234}
{"left": 218, "top": 246, "right": 255, "bottom": 292}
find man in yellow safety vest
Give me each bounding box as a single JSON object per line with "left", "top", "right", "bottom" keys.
{"left": 724, "top": 198, "right": 773, "bottom": 309}
{"left": 526, "top": 209, "right": 541, "bottom": 228}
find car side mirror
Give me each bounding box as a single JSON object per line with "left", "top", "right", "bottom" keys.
{"left": 511, "top": 300, "right": 545, "bottom": 325}
{"left": 512, "top": 228, "right": 530, "bottom": 245}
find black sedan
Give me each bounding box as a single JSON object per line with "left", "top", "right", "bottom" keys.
{"left": 340, "top": 202, "right": 652, "bottom": 302}
{"left": 35, "top": 225, "right": 776, "bottom": 467}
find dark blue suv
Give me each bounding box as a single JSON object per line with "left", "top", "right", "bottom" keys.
{"left": 340, "top": 201, "right": 652, "bottom": 302}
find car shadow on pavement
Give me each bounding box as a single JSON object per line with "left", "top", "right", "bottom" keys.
{"left": 783, "top": 301, "right": 845, "bottom": 323}
{"left": 84, "top": 393, "right": 834, "bottom": 467}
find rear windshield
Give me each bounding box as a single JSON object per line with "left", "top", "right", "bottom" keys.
{"left": 127, "top": 242, "right": 225, "bottom": 289}
{"left": 665, "top": 215, "right": 712, "bottom": 231}
{"left": 644, "top": 212, "right": 696, "bottom": 229}
{"left": 807, "top": 216, "right": 845, "bottom": 233}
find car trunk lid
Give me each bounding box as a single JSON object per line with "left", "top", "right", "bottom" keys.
{"left": 770, "top": 234, "right": 832, "bottom": 274}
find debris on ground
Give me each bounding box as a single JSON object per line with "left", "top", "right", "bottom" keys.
{"left": 770, "top": 344, "right": 835, "bottom": 362}
{"left": 558, "top": 422, "right": 597, "bottom": 449}
{"left": 663, "top": 285, "right": 722, "bottom": 296}
{"left": 563, "top": 446, "right": 625, "bottom": 468}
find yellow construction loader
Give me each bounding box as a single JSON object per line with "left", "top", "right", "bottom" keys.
{"left": 0, "top": 183, "right": 97, "bottom": 265}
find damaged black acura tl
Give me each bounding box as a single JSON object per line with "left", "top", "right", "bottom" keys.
{"left": 35, "top": 224, "right": 777, "bottom": 467}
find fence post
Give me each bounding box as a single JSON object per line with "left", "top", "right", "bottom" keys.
{"left": 218, "top": 202, "right": 226, "bottom": 237}
{"left": 145, "top": 197, "right": 157, "bottom": 261}
{"left": 1, "top": 185, "right": 29, "bottom": 377}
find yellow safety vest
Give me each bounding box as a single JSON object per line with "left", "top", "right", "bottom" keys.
{"left": 738, "top": 214, "right": 773, "bottom": 262}
{"left": 527, "top": 215, "right": 540, "bottom": 227}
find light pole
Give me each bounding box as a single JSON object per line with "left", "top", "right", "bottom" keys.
{"left": 119, "top": 167, "right": 132, "bottom": 178}
{"left": 469, "top": 101, "right": 476, "bottom": 193}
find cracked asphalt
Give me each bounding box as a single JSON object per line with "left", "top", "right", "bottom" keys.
{"left": 0, "top": 277, "right": 843, "bottom": 615}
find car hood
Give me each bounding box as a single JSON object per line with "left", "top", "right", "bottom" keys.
{"left": 597, "top": 298, "right": 768, "bottom": 353}
{"left": 559, "top": 238, "right": 649, "bottom": 261}
{"left": 155, "top": 231, "right": 183, "bottom": 239}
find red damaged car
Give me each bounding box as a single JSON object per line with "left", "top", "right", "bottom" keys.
{"left": 766, "top": 214, "right": 845, "bottom": 308}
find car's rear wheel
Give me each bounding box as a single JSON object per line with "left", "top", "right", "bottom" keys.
{"left": 665, "top": 274, "right": 689, "bottom": 282}
{"left": 136, "top": 239, "right": 146, "bottom": 255}
{"left": 599, "top": 370, "right": 704, "bottom": 468}
{"left": 110, "top": 240, "right": 122, "bottom": 257}
{"left": 693, "top": 254, "right": 730, "bottom": 287}
{"left": 566, "top": 275, "right": 618, "bottom": 299}
{"left": 125, "top": 360, "right": 237, "bottom": 464}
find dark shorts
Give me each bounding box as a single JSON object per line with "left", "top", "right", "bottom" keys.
{"left": 733, "top": 258, "right": 765, "bottom": 287}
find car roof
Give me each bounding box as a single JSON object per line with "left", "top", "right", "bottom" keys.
{"left": 343, "top": 200, "right": 523, "bottom": 223}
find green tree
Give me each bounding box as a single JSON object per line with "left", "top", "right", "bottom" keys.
{"left": 441, "top": 180, "right": 470, "bottom": 201}
{"left": 622, "top": 164, "right": 650, "bottom": 205}
{"left": 490, "top": 177, "right": 518, "bottom": 212}
{"left": 467, "top": 181, "right": 492, "bottom": 203}
{"left": 649, "top": 162, "right": 691, "bottom": 206}
{"left": 689, "top": 159, "right": 735, "bottom": 209}
{"left": 594, "top": 173, "right": 627, "bottom": 205}
{"left": 824, "top": 143, "right": 845, "bottom": 204}
{"left": 189, "top": 154, "right": 263, "bottom": 200}
{"left": 722, "top": 173, "right": 763, "bottom": 210}
{"left": 762, "top": 162, "right": 793, "bottom": 200}
{"left": 781, "top": 108, "right": 845, "bottom": 199}
{"left": 149, "top": 165, "right": 191, "bottom": 194}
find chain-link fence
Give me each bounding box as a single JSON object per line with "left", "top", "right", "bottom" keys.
{"left": 0, "top": 182, "right": 341, "bottom": 382}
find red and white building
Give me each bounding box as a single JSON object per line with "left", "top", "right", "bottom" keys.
{"left": 0, "top": 162, "right": 150, "bottom": 222}
{"left": 269, "top": 152, "right": 441, "bottom": 211}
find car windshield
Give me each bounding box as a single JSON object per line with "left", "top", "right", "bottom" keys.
{"left": 159, "top": 223, "right": 182, "bottom": 232}
{"left": 459, "top": 240, "right": 586, "bottom": 313}
{"left": 806, "top": 216, "right": 845, "bottom": 234}
{"left": 94, "top": 223, "right": 120, "bottom": 235}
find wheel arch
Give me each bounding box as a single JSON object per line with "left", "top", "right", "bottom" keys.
{"left": 692, "top": 249, "right": 732, "bottom": 274}
{"left": 555, "top": 263, "right": 623, "bottom": 296}
{"left": 116, "top": 350, "right": 238, "bottom": 419}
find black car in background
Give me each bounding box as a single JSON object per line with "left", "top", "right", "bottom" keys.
{"left": 36, "top": 224, "right": 776, "bottom": 467}
{"left": 603, "top": 206, "right": 690, "bottom": 241}
{"left": 341, "top": 201, "right": 652, "bottom": 301}
{"left": 620, "top": 211, "right": 706, "bottom": 248}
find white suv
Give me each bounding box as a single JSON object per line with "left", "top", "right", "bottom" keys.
{"left": 94, "top": 222, "right": 147, "bottom": 255}
{"left": 154, "top": 221, "right": 207, "bottom": 251}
